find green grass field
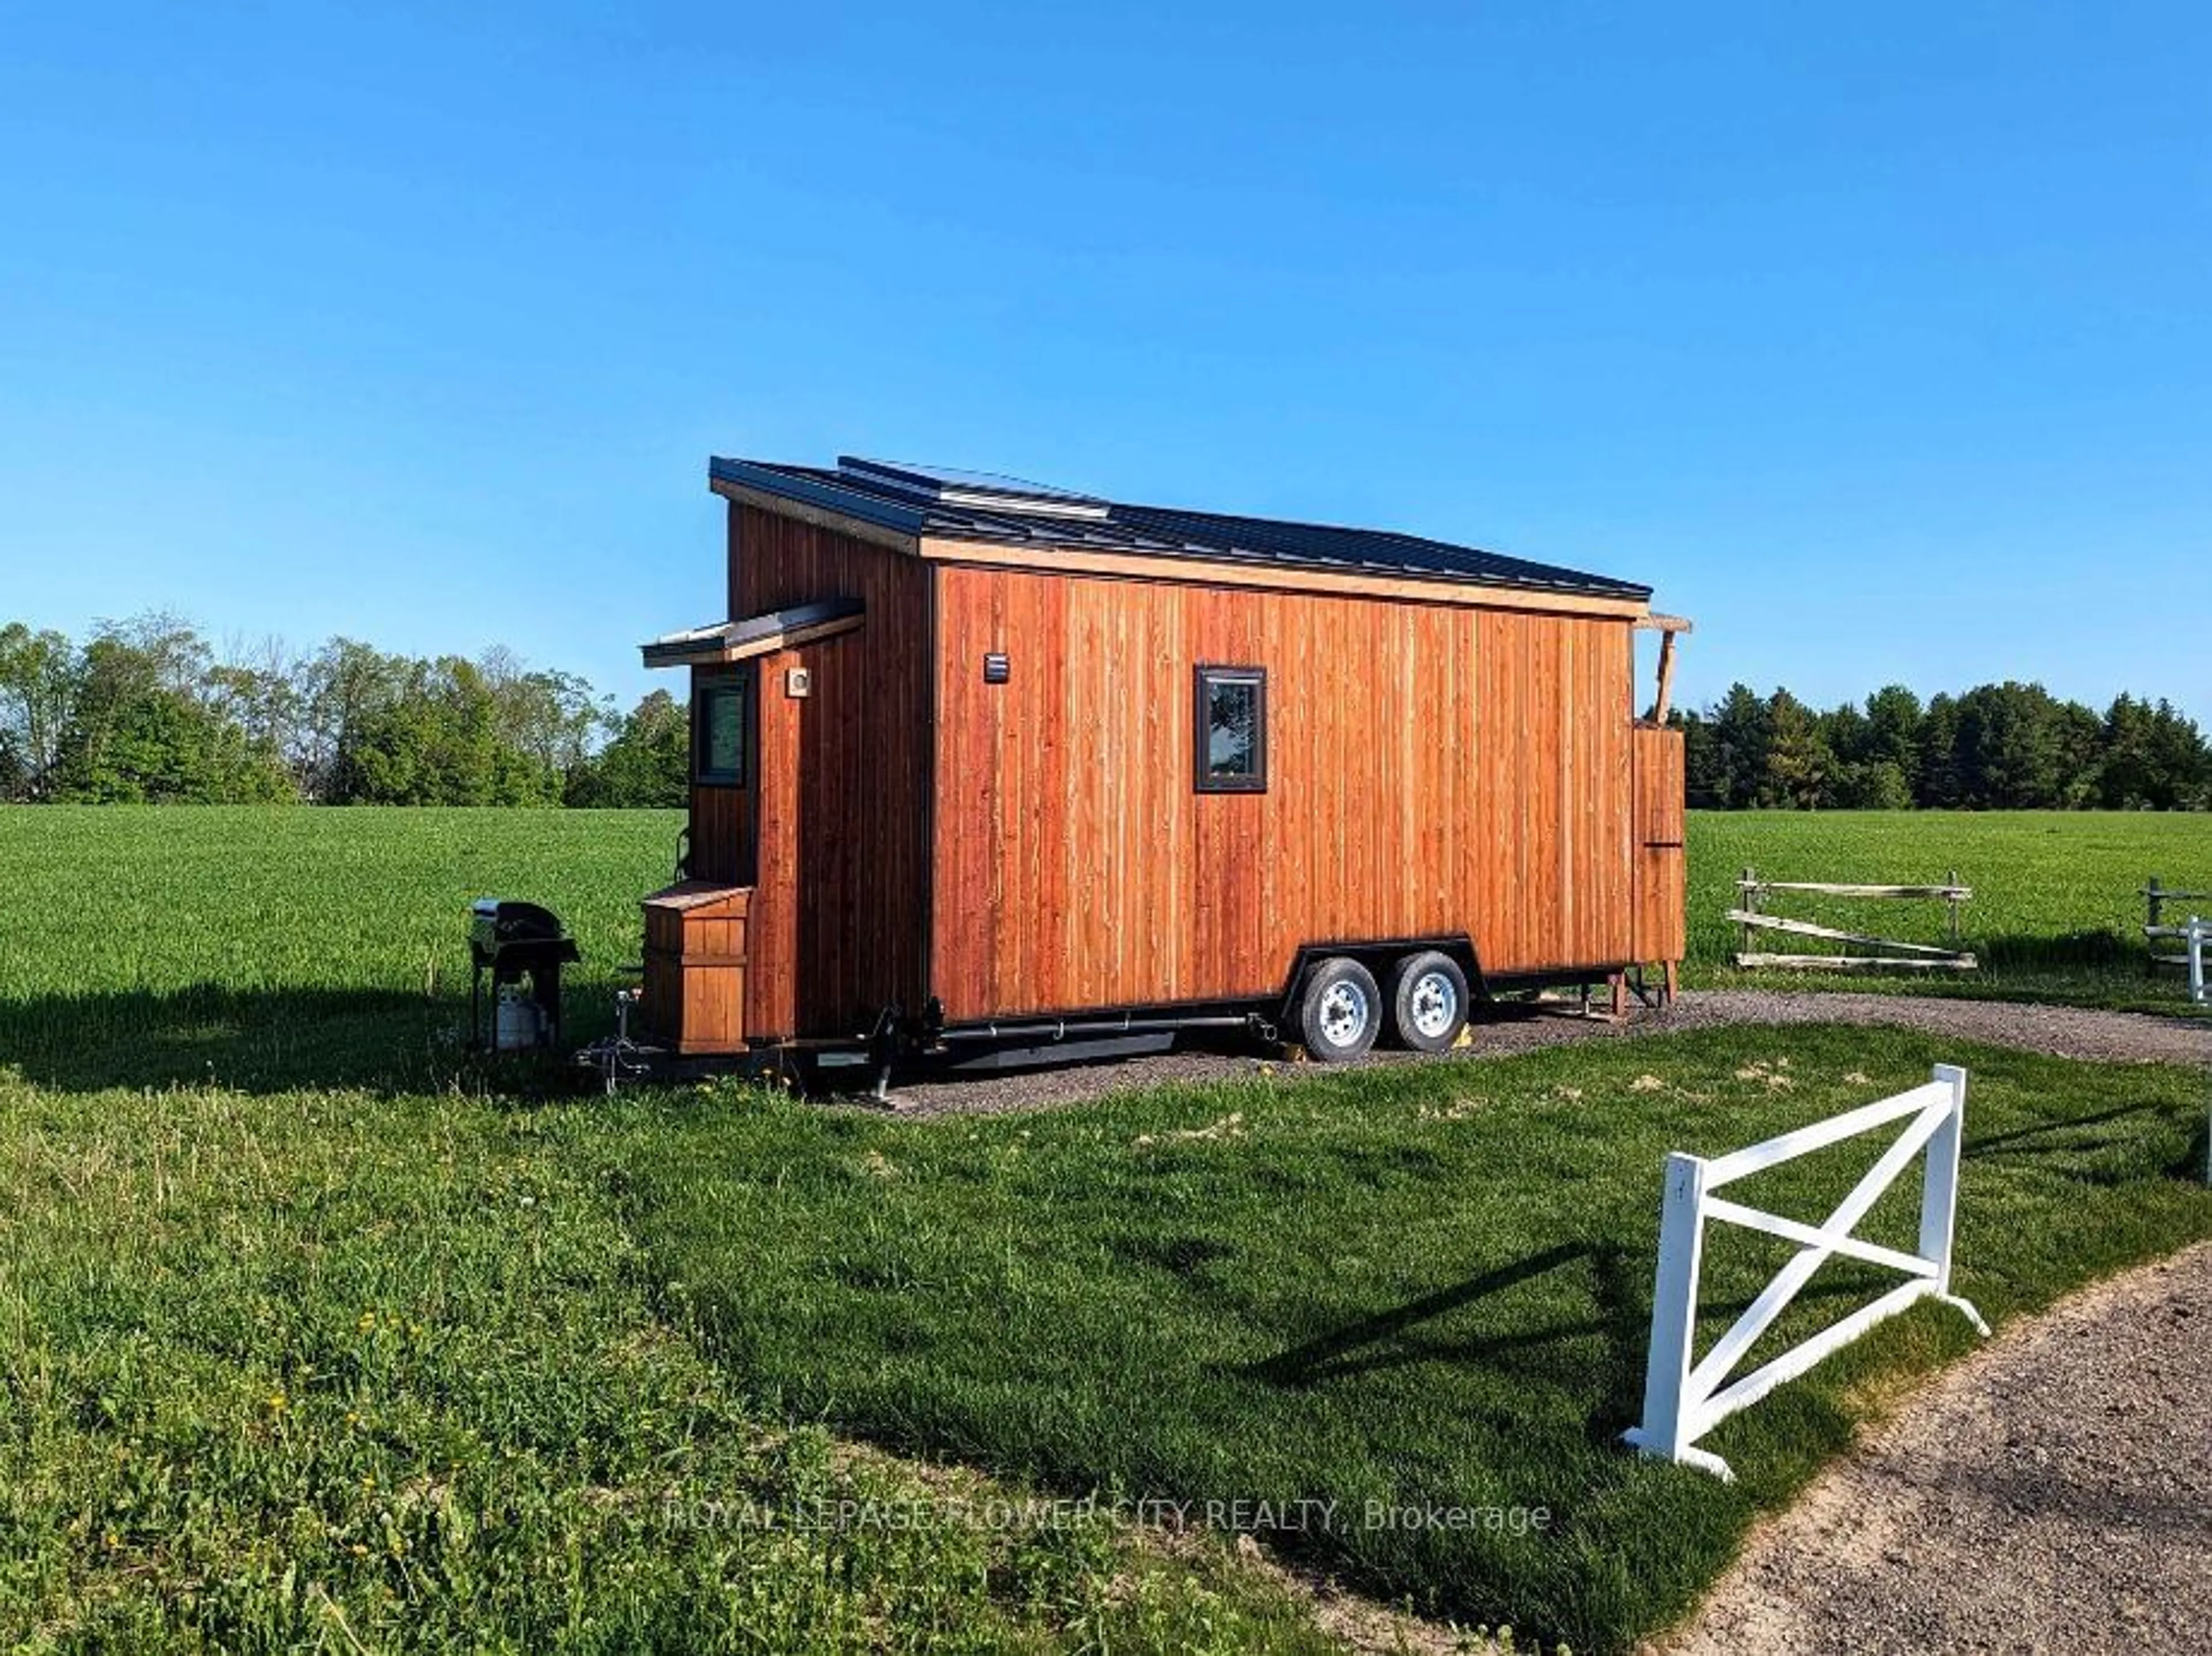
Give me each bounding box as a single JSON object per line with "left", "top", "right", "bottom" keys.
{"left": 0, "top": 808, "right": 1332, "bottom": 1653}
{"left": 0, "top": 806, "right": 684, "bottom": 1093}
{"left": 0, "top": 805, "right": 2206, "bottom": 1651}
{"left": 1687, "top": 810, "right": 2211, "bottom": 1009}
{"left": 605, "top": 1031, "right": 2211, "bottom": 1653}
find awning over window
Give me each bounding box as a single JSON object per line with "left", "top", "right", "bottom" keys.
{"left": 640, "top": 597, "right": 865, "bottom": 668}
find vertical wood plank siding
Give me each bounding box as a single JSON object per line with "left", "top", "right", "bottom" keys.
{"left": 930, "top": 565, "right": 1649, "bottom": 1022}
{"left": 1632, "top": 724, "right": 1688, "bottom": 963}
{"left": 729, "top": 504, "right": 931, "bottom": 1038}
{"left": 686, "top": 759, "right": 750, "bottom": 886}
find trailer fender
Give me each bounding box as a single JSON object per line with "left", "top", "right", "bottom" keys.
{"left": 1276, "top": 935, "right": 1486, "bottom": 1034}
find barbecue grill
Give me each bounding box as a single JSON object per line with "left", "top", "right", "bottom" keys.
{"left": 468, "top": 898, "right": 580, "bottom": 1050}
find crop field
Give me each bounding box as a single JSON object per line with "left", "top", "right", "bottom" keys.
{"left": 0, "top": 804, "right": 2206, "bottom": 1651}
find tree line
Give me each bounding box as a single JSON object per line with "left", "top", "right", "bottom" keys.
{"left": 0, "top": 615, "right": 688, "bottom": 807}
{"left": 6, "top": 614, "right": 2207, "bottom": 812}
{"left": 1679, "top": 681, "right": 2210, "bottom": 810}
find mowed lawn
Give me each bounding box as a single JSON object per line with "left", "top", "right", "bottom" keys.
{"left": 604, "top": 1031, "right": 2212, "bottom": 1653}
{"left": 0, "top": 1078, "right": 1332, "bottom": 1653}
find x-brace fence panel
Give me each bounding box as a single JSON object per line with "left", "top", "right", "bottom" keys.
{"left": 1623, "top": 1064, "right": 1989, "bottom": 1481}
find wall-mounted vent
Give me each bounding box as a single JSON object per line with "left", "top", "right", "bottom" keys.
{"left": 837, "top": 456, "right": 1111, "bottom": 520}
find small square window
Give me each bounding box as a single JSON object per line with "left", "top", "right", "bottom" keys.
{"left": 1195, "top": 666, "right": 1267, "bottom": 793}
{"left": 694, "top": 674, "right": 749, "bottom": 787}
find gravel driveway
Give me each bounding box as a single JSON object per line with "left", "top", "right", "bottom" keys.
{"left": 1661, "top": 1241, "right": 2212, "bottom": 1655}
{"left": 854, "top": 990, "right": 2209, "bottom": 1116}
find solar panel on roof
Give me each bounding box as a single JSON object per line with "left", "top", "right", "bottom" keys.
{"left": 714, "top": 455, "right": 1653, "bottom": 602}
{"left": 836, "top": 456, "right": 1111, "bottom": 520}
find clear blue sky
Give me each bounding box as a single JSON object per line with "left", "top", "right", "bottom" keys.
{"left": 3, "top": 1, "right": 2207, "bottom": 721}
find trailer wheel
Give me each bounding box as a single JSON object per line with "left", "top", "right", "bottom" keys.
{"left": 1389, "top": 951, "right": 1469, "bottom": 1053}
{"left": 1298, "top": 956, "right": 1381, "bottom": 1062}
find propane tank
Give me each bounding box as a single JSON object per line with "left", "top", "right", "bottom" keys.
{"left": 494, "top": 985, "right": 547, "bottom": 1050}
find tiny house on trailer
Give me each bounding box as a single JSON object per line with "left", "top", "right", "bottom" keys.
{"left": 635, "top": 455, "right": 1688, "bottom": 1072}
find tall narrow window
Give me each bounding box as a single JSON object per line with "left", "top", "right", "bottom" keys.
{"left": 694, "top": 672, "right": 749, "bottom": 787}
{"left": 1195, "top": 666, "right": 1267, "bottom": 793}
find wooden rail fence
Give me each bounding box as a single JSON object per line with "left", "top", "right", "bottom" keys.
{"left": 1731, "top": 867, "right": 1976, "bottom": 971}
{"left": 2143, "top": 878, "right": 2211, "bottom": 976}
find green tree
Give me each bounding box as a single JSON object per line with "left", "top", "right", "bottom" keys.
{"left": 0, "top": 622, "right": 79, "bottom": 800}
{"left": 2145, "top": 700, "right": 2211, "bottom": 810}
{"left": 1828, "top": 758, "right": 1914, "bottom": 810}
{"left": 49, "top": 615, "right": 293, "bottom": 803}
{"left": 1706, "top": 684, "right": 1769, "bottom": 808}
{"left": 566, "top": 690, "right": 690, "bottom": 807}
{"left": 1950, "top": 682, "right": 2070, "bottom": 808}
{"left": 1917, "top": 693, "right": 1963, "bottom": 808}
{"left": 1758, "top": 689, "right": 1832, "bottom": 809}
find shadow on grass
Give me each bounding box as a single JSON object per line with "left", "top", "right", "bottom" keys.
{"left": 1976, "top": 928, "right": 2138, "bottom": 970}
{"left": 0, "top": 982, "right": 628, "bottom": 1097}
{"left": 1241, "top": 1238, "right": 1937, "bottom": 1454}
{"left": 1246, "top": 1242, "right": 1611, "bottom": 1390}
{"left": 1965, "top": 1102, "right": 2172, "bottom": 1160}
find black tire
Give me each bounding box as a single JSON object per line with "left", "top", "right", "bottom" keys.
{"left": 1298, "top": 956, "right": 1382, "bottom": 1062}
{"left": 1389, "top": 950, "right": 1469, "bottom": 1053}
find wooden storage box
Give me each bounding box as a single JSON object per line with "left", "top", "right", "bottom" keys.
{"left": 640, "top": 882, "right": 751, "bottom": 1054}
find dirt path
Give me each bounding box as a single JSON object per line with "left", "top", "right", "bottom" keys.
{"left": 1662, "top": 1241, "right": 2212, "bottom": 1655}
{"left": 864, "top": 990, "right": 2208, "bottom": 1116}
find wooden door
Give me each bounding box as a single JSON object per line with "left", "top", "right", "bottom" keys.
{"left": 1633, "top": 724, "right": 1687, "bottom": 963}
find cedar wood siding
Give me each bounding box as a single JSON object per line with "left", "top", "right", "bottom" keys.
{"left": 1631, "top": 723, "right": 1688, "bottom": 963}
{"left": 928, "top": 562, "right": 1643, "bottom": 1022}
{"left": 724, "top": 503, "right": 932, "bottom": 1039}
{"left": 681, "top": 505, "right": 759, "bottom": 886}
{"left": 685, "top": 765, "right": 750, "bottom": 884}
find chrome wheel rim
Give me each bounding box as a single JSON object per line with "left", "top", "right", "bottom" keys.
{"left": 1319, "top": 980, "right": 1370, "bottom": 1048}
{"left": 1410, "top": 971, "right": 1459, "bottom": 1039}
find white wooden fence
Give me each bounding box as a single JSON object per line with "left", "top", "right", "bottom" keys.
{"left": 1624, "top": 1065, "right": 1990, "bottom": 1480}
{"left": 2142, "top": 913, "right": 2209, "bottom": 1005}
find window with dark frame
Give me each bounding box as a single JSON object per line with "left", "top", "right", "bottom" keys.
{"left": 1194, "top": 666, "right": 1267, "bottom": 792}
{"left": 694, "top": 673, "right": 749, "bottom": 787}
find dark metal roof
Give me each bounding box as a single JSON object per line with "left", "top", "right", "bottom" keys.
{"left": 708, "top": 455, "right": 1652, "bottom": 603}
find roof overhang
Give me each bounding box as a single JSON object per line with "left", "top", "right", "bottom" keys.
{"left": 642, "top": 597, "right": 865, "bottom": 669}
{"left": 709, "top": 458, "right": 922, "bottom": 555}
